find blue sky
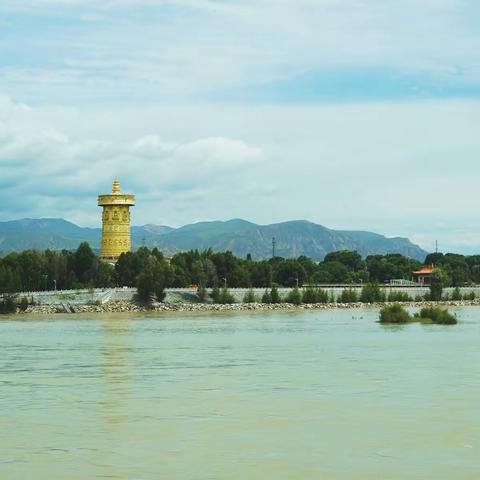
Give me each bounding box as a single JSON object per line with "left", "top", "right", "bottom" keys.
{"left": 1, "top": 0, "right": 480, "bottom": 253}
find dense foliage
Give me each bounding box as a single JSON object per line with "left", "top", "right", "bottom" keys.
{"left": 415, "top": 307, "right": 457, "bottom": 325}
{"left": 379, "top": 304, "right": 412, "bottom": 323}
{"left": 2, "top": 245, "right": 480, "bottom": 295}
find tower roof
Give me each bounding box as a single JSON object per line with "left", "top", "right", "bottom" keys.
{"left": 98, "top": 178, "right": 135, "bottom": 207}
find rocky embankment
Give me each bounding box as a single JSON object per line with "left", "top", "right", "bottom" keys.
{"left": 20, "top": 299, "right": 480, "bottom": 315}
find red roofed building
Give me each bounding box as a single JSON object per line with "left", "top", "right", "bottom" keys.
{"left": 413, "top": 266, "right": 436, "bottom": 285}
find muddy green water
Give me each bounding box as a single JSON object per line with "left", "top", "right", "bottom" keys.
{"left": 1, "top": 308, "right": 480, "bottom": 479}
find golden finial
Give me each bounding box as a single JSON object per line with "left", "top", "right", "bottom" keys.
{"left": 112, "top": 178, "right": 121, "bottom": 194}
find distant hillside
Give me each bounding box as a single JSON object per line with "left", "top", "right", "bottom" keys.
{"left": 0, "top": 218, "right": 427, "bottom": 261}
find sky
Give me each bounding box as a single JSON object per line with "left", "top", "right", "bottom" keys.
{"left": 1, "top": 0, "right": 480, "bottom": 253}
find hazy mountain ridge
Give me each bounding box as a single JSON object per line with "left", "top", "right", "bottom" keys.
{"left": 0, "top": 218, "right": 427, "bottom": 261}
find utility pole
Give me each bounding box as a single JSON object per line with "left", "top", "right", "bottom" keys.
{"left": 272, "top": 237, "right": 276, "bottom": 258}
{"left": 435, "top": 240, "right": 438, "bottom": 255}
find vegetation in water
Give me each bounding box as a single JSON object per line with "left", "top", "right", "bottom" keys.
{"left": 379, "top": 305, "right": 457, "bottom": 325}
{"left": 415, "top": 307, "right": 457, "bottom": 325}
{"left": 379, "top": 304, "right": 412, "bottom": 323}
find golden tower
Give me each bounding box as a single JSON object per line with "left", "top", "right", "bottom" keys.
{"left": 98, "top": 179, "right": 135, "bottom": 261}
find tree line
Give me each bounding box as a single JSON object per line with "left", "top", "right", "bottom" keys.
{"left": 2, "top": 243, "right": 480, "bottom": 296}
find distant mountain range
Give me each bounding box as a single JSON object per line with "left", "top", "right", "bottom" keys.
{"left": 0, "top": 218, "right": 427, "bottom": 261}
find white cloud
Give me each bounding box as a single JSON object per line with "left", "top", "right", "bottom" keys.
{"left": 0, "top": 97, "right": 265, "bottom": 228}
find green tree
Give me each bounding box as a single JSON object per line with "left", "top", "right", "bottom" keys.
{"left": 136, "top": 271, "right": 155, "bottom": 302}
{"left": 324, "top": 250, "right": 363, "bottom": 272}
{"left": 74, "top": 242, "right": 96, "bottom": 285}
{"left": 430, "top": 269, "right": 448, "bottom": 301}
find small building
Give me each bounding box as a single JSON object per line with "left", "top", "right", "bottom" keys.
{"left": 412, "top": 266, "right": 435, "bottom": 286}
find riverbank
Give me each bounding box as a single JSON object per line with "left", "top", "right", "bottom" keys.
{"left": 16, "top": 299, "right": 480, "bottom": 315}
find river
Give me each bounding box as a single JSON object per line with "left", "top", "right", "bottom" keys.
{"left": 1, "top": 307, "right": 479, "bottom": 479}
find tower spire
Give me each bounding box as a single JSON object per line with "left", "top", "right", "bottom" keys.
{"left": 112, "top": 178, "right": 121, "bottom": 194}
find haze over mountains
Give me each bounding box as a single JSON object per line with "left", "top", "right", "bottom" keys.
{"left": 0, "top": 218, "right": 427, "bottom": 261}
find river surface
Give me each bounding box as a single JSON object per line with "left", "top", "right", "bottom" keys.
{"left": 1, "top": 307, "right": 480, "bottom": 479}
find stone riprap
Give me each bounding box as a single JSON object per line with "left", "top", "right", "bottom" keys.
{"left": 19, "top": 299, "right": 480, "bottom": 315}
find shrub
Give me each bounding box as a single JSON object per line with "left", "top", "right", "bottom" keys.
{"left": 318, "top": 289, "right": 329, "bottom": 303}
{"left": 466, "top": 291, "right": 476, "bottom": 301}
{"left": 197, "top": 285, "right": 209, "bottom": 303}
{"left": 286, "top": 287, "right": 302, "bottom": 305}
{"left": 451, "top": 287, "right": 462, "bottom": 301}
{"left": 19, "top": 297, "right": 29, "bottom": 312}
{"left": 379, "top": 304, "right": 412, "bottom": 323}
{"left": 243, "top": 289, "right": 256, "bottom": 303}
{"left": 302, "top": 287, "right": 329, "bottom": 304}
{"left": 414, "top": 295, "right": 424, "bottom": 302}
{"left": 211, "top": 286, "right": 221, "bottom": 303}
{"left": 339, "top": 288, "right": 359, "bottom": 303}
{"left": 387, "top": 291, "right": 412, "bottom": 302}
{"left": 270, "top": 284, "right": 281, "bottom": 304}
{"left": 0, "top": 295, "right": 17, "bottom": 314}
{"left": 416, "top": 307, "right": 457, "bottom": 325}
{"left": 360, "top": 283, "right": 386, "bottom": 303}
{"left": 302, "top": 287, "right": 317, "bottom": 304}
{"left": 218, "top": 288, "right": 235, "bottom": 304}
{"left": 262, "top": 289, "right": 272, "bottom": 303}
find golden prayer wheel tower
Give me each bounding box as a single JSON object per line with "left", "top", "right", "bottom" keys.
{"left": 98, "top": 179, "right": 135, "bottom": 261}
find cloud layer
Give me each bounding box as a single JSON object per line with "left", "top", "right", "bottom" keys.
{"left": 2, "top": 95, "right": 480, "bottom": 254}
{"left": 1, "top": 1, "right": 480, "bottom": 253}
{"left": 2, "top": 1, "right": 480, "bottom": 103}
